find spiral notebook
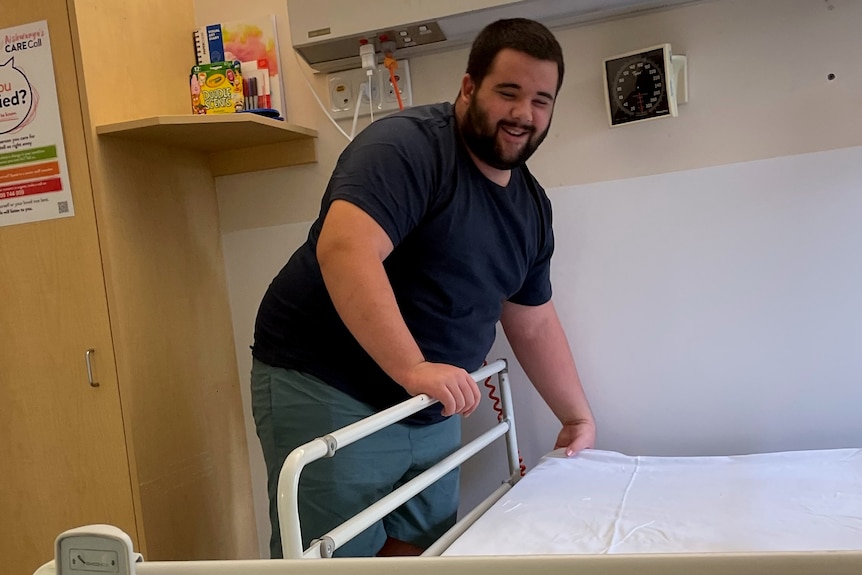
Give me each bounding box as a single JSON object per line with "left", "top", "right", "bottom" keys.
{"left": 193, "top": 14, "right": 286, "bottom": 118}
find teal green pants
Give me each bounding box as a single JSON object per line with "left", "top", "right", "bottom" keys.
{"left": 250, "top": 358, "right": 461, "bottom": 558}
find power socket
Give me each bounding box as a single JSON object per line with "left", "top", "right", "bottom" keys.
{"left": 382, "top": 61, "right": 412, "bottom": 107}
{"left": 328, "top": 77, "right": 353, "bottom": 112}
{"left": 327, "top": 59, "right": 412, "bottom": 120}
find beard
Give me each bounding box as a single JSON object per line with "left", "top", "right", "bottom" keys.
{"left": 460, "top": 96, "right": 550, "bottom": 171}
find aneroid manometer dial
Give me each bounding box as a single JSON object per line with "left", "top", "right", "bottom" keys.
{"left": 603, "top": 44, "right": 678, "bottom": 127}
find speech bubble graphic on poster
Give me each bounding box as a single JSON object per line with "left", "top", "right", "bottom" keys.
{"left": 0, "top": 57, "right": 35, "bottom": 135}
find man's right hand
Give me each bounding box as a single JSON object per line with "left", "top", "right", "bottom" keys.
{"left": 399, "top": 362, "right": 482, "bottom": 417}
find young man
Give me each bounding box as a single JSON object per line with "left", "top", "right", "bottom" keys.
{"left": 251, "top": 18, "right": 595, "bottom": 558}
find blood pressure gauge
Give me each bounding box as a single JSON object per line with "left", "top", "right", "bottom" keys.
{"left": 603, "top": 44, "right": 685, "bottom": 127}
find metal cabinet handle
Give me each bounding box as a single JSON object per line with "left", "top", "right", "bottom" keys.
{"left": 85, "top": 349, "right": 99, "bottom": 387}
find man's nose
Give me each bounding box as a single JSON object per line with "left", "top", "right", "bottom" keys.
{"left": 510, "top": 97, "right": 533, "bottom": 125}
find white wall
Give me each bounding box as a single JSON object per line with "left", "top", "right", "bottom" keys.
{"left": 460, "top": 144, "right": 862, "bottom": 512}
{"left": 198, "top": 0, "right": 862, "bottom": 556}
{"left": 552, "top": 147, "right": 862, "bottom": 458}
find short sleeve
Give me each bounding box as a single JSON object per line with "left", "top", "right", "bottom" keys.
{"left": 327, "top": 116, "right": 441, "bottom": 247}
{"left": 508, "top": 173, "right": 555, "bottom": 306}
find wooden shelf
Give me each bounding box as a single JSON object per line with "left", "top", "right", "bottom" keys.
{"left": 96, "top": 114, "right": 318, "bottom": 176}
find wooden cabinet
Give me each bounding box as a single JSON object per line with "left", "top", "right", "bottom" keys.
{"left": 0, "top": 7, "right": 139, "bottom": 574}
{"left": 0, "top": 1, "right": 316, "bottom": 573}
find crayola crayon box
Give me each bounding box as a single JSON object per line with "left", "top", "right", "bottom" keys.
{"left": 190, "top": 61, "right": 244, "bottom": 114}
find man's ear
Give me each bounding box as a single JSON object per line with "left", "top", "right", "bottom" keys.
{"left": 460, "top": 73, "right": 476, "bottom": 103}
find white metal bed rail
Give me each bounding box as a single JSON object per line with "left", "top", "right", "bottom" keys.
{"left": 37, "top": 550, "right": 862, "bottom": 575}
{"left": 276, "top": 358, "right": 521, "bottom": 558}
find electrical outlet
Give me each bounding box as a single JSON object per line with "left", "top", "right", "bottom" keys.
{"left": 326, "top": 59, "right": 412, "bottom": 120}
{"left": 328, "top": 77, "right": 353, "bottom": 112}
{"left": 382, "top": 60, "right": 412, "bottom": 107}
{"left": 358, "top": 73, "right": 380, "bottom": 108}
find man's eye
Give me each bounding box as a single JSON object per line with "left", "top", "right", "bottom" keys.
{"left": 499, "top": 92, "right": 516, "bottom": 99}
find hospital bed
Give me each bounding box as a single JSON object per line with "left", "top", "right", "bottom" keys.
{"left": 37, "top": 359, "right": 862, "bottom": 574}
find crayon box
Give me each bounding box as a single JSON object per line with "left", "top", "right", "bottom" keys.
{"left": 190, "top": 61, "right": 244, "bottom": 114}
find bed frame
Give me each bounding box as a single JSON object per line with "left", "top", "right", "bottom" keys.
{"left": 34, "top": 550, "right": 862, "bottom": 575}
{"left": 36, "top": 358, "right": 862, "bottom": 575}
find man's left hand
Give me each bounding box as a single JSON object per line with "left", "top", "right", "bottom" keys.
{"left": 555, "top": 419, "right": 596, "bottom": 457}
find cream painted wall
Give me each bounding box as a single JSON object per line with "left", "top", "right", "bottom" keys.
{"left": 197, "top": 0, "right": 862, "bottom": 557}
{"left": 212, "top": 0, "right": 861, "bottom": 232}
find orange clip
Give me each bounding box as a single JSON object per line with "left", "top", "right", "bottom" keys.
{"left": 383, "top": 54, "right": 398, "bottom": 72}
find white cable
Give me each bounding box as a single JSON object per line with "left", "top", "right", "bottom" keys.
{"left": 367, "top": 70, "right": 374, "bottom": 122}
{"left": 349, "top": 83, "right": 365, "bottom": 140}
{"left": 292, "top": 49, "right": 352, "bottom": 142}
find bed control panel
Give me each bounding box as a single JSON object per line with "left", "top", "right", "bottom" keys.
{"left": 55, "top": 525, "right": 141, "bottom": 575}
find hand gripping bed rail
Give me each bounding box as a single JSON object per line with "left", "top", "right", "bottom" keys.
{"left": 276, "top": 359, "right": 522, "bottom": 559}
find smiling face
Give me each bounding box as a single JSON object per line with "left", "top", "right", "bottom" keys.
{"left": 457, "top": 48, "right": 558, "bottom": 176}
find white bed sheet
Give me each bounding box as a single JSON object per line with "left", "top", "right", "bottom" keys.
{"left": 444, "top": 448, "right": 862, "bottom": 556}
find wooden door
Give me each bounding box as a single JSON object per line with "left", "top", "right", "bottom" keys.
{"left": 0, "top": 2, "right": 139, "bottom": 574}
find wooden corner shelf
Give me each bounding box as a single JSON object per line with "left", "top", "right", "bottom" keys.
{"left": 96, "top": 114, "right": 318, "bottom": 176}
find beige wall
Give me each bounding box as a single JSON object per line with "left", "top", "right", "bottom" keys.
{"left": 212, "top": 0, "right": 860, "bottom": 232}
{"left": 197, "top": 0, "right": 862, "bottom": 557}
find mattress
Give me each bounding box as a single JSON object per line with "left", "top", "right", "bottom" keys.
{"left": 444, "top": 448, "right": 862, "bottom": 556}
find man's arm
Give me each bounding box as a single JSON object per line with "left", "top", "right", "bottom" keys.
{"left": 500, "top": 299, "right": 596, "bottom": 455}
{"left": 317, "top": 199, "right": 481, "bottom": 416}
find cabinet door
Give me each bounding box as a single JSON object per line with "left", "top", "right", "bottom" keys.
{"left": 0, "top": 2, "right": 139, "bottom": 574}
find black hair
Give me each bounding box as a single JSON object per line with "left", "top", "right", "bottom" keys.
{"left": 465, "top": 18, "right": 564, "bottom": 94}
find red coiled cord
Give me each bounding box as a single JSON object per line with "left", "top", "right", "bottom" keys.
{"left": 482, "top": 372, "right": 526, "bottom": 477}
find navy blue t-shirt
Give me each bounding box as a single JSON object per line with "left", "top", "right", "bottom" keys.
{"left": 252, "top": 102, "right": 554, "bottom": 424}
